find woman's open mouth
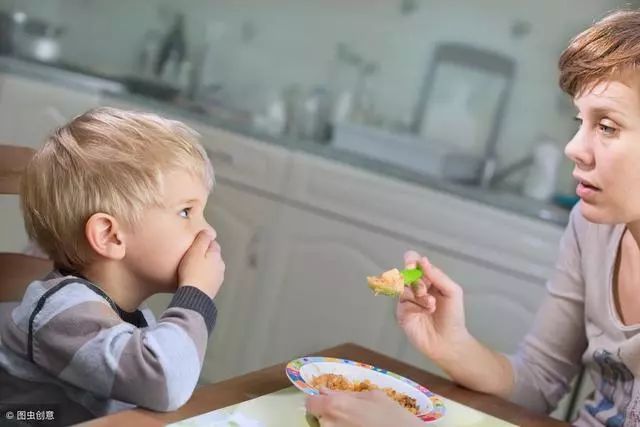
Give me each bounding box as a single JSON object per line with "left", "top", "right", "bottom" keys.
{"left": 575, "top": 178, "right": 601, "bottom": 199}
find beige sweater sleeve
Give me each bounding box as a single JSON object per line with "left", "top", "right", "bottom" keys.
{"left": 507, "top": 206, "right": 588, "bottom": 413}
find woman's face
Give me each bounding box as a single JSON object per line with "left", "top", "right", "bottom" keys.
{"left": 565, "top": 78, "right": 640, "bottom": 224}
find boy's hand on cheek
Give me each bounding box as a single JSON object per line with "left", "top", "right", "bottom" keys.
{"left": 178, "top": 230, "right": 225, "bottom": 298}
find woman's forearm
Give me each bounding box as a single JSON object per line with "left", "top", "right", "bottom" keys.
{"left": 432, "top": 333, "right": 514, "bottom": 399}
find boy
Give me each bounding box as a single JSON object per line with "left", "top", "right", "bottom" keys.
{"left": 0, "top": 107, "right": 225, "bottom": 423}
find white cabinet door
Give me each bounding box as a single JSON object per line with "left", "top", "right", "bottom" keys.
{"left": 244, "top": 200, "right": 548, "bottom": 381}
{"left": 243, "top": 203, "right": 410, "bottom": 372}
{"left": 144, "top": 181, "right": 280, "bottom": 383}
{"left": 0, "top": 73, "right": 100, "bottom": 149}
{"left": 200, "top": 182, "right": 281, "bottom": 383}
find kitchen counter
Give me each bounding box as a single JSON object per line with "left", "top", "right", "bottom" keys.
{"left": 0, "top": 55, "right": 569, "bottom": 227}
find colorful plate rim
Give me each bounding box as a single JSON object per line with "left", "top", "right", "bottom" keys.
{"left": 285, "top": 356, "right": 446, "bottom": 422}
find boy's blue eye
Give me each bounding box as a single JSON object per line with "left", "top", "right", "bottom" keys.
{"left": 179, "top": 208, "right": 191, "bottom": 218}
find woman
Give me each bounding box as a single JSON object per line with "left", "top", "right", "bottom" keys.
{"left": 307, "top": 9, "right": 640, "bottom": 427}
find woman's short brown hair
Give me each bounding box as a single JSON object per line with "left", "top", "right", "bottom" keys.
{"left": 559, "top": 9, "right": 640, "bottom": 97}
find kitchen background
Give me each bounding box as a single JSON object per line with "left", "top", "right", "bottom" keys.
{"left": 3, "top": 0, "right": 635, "bottom": 196}
{"left": 0, "top": 0, "right": 637, "bottom": 422}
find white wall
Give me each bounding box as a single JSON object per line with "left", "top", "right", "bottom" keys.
{"left": 3, "top": 0, "right": 637, "bottom": 193}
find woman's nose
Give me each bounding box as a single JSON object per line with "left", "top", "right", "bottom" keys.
{"left": 564, "top": 129, "right": 594, "bottom": 168}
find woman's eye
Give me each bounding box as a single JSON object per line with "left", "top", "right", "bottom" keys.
{"left": 598, "top": 123, "right": 616, "bottom": 136}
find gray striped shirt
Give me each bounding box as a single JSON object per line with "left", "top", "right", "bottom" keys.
{"left": 0, "top": 271, "right": 216, "bottom": 422}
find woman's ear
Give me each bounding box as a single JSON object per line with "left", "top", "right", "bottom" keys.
{"left": 85, "top": 213, "right": 126, "bottom": 260}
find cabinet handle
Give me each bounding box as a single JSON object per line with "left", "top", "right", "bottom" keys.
{"left": 247, "top": 227, "right": 262, "bottom": 268}
{"left": 205, "top": 147, "right": 234, "bottom": 166}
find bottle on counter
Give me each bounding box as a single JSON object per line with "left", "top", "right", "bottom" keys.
{"left": 139, "top": 30, "right": 161, "bottom": 78}
{"left": 299, "top": 86, "right": 331, "bottom": 142}
{"left": 155, "top": 13, "right": 187, "bottom": 84}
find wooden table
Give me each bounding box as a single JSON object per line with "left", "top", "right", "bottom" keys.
{"left": 81, "top": 343, "right": 569, "bottom": 426}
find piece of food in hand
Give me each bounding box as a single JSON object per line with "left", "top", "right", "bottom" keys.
{"left": 311, "top": 374, "right": 419, "bottom": 415}
{"left": 367, "top": 268, "right": 405, "bottom": 296}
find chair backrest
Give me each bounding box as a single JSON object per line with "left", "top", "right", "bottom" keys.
{"left": 0, "top": 145, "right": 37, "bottom": 195}
{"left": 0, "top": 145, "right": 52, "bottom": 302}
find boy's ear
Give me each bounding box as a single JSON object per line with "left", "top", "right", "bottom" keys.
{"left": 85, "top": 213, "right": 126, "bottom": 260}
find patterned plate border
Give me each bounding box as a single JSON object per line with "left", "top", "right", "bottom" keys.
{"left": 285, "top": 356, "right": 446, "bottom": 422}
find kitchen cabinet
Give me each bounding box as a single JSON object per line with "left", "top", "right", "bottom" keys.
{"left": 0, "top": 73, "right": 100, "bottom": 149}
{"left": 284, "top": 151, "right": 563, "bottom": 284}
{"left": 278, "top": 151, "right": 563, "bottom": 369}
{"left": 200, "top": 181, "right": 281, "bottom": 382}
{"left": 242, "top": 202, "right": 408, "bottom": 371}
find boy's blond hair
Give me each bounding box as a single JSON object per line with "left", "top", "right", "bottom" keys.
{"left": 21, "top": 107, "right": 214, "bottom": 271}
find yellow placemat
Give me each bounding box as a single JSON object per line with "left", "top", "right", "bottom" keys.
{"left": 168, "top": 387, "right": 518, "bottom": 427}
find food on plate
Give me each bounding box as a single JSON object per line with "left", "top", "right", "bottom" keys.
{"left": 311, "top": 373, "right": 419, "bottom": 414}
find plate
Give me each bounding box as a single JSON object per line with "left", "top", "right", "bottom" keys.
{"left": 286, "top": 356, "right": 446, "bottom": 422}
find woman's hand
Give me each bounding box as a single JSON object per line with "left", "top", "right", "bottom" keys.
{"left": 396, "top": 251, "right": 470, "bottom": 362}
{"left": 305, "top": 388, "right": 424, "bottom": 427}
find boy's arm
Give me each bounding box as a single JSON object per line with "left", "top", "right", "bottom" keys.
{"left": 4, "top": 283, "right": 216, "bottom": 411}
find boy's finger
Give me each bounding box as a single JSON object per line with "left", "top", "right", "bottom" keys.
{"left": 189, "top": 230, "right": 213, "bottom": 255}
{"left": 207, "top": 240, "right": 221, "bottom": 254}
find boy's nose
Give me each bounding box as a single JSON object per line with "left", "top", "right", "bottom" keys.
{"left": 204, "top": 225, "right": 217, "bottom": 240}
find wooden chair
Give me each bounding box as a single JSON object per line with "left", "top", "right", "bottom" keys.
{"left": 0, "top": 145, "right": 52, "bottom": 302}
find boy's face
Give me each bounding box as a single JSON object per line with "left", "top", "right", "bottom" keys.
{"left": 123, "top": 169, "right": 215, "bottom": 293}
{"left": 565, "top": 78, "right": 640, "bottom": 224}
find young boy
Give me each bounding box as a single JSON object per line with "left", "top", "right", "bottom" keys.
{"left": 0, "top": 107, "right": 225, "bottom": 423}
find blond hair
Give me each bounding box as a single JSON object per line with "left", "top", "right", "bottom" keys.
{"left": 21, "top": 107, "right": 214, "bottom": 270}
{"left": 559, "top": 9, "right": 640, "bottom": 97}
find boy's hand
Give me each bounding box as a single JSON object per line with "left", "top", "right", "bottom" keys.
{"left": 178, "top": 230, "right": 225, "bottom": 299}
